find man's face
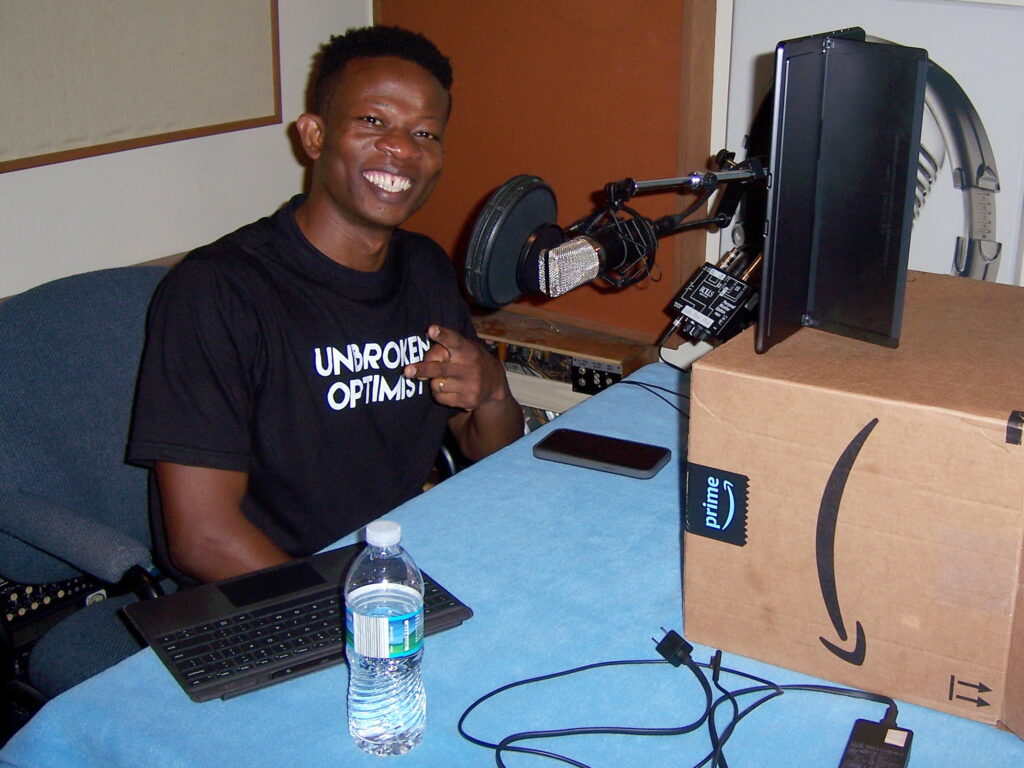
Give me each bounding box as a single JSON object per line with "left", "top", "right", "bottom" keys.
{"left": 307, "top": 56, "right": 448, "bottom": 233}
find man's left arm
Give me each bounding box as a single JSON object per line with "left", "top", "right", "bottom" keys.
{"left": 404, "top": 325, "right": 523, "bottom": 461}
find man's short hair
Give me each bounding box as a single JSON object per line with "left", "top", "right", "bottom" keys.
{"left": 314, "top": 25, "right": 453, "bottom": 115}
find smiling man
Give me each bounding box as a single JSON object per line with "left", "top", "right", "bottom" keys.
{"left": 129, "top": 26, "right": 522, "bottom": 585}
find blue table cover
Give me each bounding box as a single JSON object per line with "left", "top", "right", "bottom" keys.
{"left": 2, "top": 363, "right": 1022, "bottom": 767}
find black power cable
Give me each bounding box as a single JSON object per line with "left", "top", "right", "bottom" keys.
{"left": 458, "top": 652, "right": 713, "bottom": 768}
{"left": 458, "top": 629, "right": 903, "bottom": 768}
{"left": 616, "top": 379, "right": 689, "bottom": 416}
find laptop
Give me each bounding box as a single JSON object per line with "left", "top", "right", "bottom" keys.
{"left": 124, "top": 543, "right": 473, "bottom": 702}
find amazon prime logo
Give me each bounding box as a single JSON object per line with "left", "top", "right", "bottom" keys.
{"left": 685, "top": 464, "right": 748, "bottom": 546}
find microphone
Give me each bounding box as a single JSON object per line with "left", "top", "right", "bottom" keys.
{"left": 464, "top": 162, "right": 765, "bottom": 309}
{"left": 534, "top": 215, "right": 658, "bottom": 298}
{"left": 537, "top": 238, "right": 602, "bottom": 297}
{"left": 464, "top": 175, "right": 659, "bottom": 309}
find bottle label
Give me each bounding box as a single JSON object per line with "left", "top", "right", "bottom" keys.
{"left": 345, "top": 583, "right": 424, "bottom": 659}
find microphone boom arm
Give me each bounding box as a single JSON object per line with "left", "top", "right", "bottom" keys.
{"left": 604, "top": 158, "right": 767, "bottom": 210}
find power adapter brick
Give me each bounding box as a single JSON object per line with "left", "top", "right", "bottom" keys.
{"left": 837, "top": 718, "right": 913, "bottom": 768}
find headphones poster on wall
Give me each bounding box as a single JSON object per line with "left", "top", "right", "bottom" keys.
{"left": 714, "top": 0, "right": 1024, "bottom": 288}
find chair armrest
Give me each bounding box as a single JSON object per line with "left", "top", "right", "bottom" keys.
{"left": 121, "top": 564, "right": 165, "bottom": 600}
{"left": 0, "top": 487, "right": 153, "bottom": 585}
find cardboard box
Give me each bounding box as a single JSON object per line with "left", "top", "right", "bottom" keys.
{"left": 683, "top": 270, "right": 1024, "bottom": 736}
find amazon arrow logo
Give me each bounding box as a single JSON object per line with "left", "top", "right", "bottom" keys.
{"left": 816, "top": 419, "right": 878, "bottom": 666}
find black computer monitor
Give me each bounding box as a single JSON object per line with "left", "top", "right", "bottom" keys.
{"left": 755, "top": 28, "right": 929, "bottom": 354}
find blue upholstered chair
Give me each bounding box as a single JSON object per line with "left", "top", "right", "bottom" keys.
{"left": 0, "top": 266, "right": 170, "bottom": 716}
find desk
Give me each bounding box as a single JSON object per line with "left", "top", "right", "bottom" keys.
{"left": 2, "top": 364, "right": 1022, "bottom": 767}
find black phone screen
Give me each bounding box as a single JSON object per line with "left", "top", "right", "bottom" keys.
{"left": 532, "top": 428, "right": 671, "bottom": 479}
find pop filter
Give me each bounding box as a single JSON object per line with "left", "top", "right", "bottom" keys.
{"left": 464, "top": 175, "right": 563, "bottom": 308}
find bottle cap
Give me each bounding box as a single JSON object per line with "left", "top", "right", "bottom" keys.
{"left": 365, "top": 519, "right": 401, "bottom": 548}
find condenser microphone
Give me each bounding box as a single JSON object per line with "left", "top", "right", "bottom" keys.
{"left": 539, "top": 237, "right": 601, "bottom": 297}
{"left": 537, "top": 213, "right": 659, "bottom": 298}
{"left": 465, "top": 175, "right": 659, "bottom": 308}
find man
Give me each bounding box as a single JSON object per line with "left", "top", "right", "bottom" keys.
{"left": 129, "top": 26, "right": 523, "bottom": 584}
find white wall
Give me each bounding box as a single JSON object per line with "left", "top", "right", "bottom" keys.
{"left": 0, "top": 1, "right": 372, "bottom": 297}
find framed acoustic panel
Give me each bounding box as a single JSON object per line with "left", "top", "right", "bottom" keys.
{"left": 0, "top": 0, "right": 280, "bottom": 173}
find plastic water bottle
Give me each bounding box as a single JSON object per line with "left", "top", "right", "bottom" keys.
{"left": 344, "top": 520, "right": 426, "bottom": 756}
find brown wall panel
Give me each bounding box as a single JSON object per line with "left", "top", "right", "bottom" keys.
{"left": 375, "top": 0, "right": 715, "bottom": 341}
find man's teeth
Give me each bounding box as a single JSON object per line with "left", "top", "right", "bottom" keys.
{"left": 364, "top": 171, "right": 411, "bottom": 193}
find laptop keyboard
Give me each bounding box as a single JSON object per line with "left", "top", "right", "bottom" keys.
{"left": 156, "top": 574, "right": 467, "bottom": 696}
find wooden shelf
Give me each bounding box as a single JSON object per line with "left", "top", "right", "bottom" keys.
{"left": 472, "top": 308, "right": 656, "bottom": 370}
{"left": 472, "top": 308, "right": 658, "bottom": 416}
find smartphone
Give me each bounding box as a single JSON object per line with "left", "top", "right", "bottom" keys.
{"left": 532, "top": 427, "right": 671, "bottom": 479}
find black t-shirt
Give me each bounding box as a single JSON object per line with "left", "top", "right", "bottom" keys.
{"left": 129, "top": 196, "right": 474, "bottom": 568}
